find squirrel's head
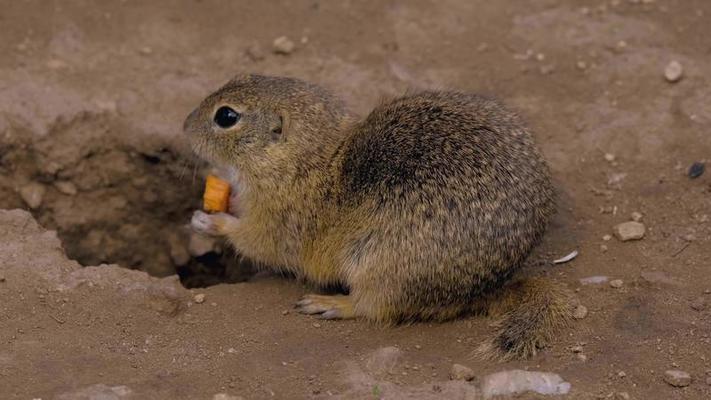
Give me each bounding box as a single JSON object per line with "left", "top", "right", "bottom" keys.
{"left": 184, "top": 74, "right": 349, "bottom": 183}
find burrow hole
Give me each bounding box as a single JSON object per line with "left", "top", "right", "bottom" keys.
{"left": 0, "top": 112, "right": 254, "bottom": 287}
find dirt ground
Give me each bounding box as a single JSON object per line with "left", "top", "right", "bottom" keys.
{"left": 1, "top": 0, "right": 710, "bottom": 399}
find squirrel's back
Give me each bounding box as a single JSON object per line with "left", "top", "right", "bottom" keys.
{"left": 335, "top": 91, "right": 555, "bottom": 281}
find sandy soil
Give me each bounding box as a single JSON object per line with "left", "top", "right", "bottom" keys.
{"left": 1, "top": 0, "right": 710, "bottom": 399}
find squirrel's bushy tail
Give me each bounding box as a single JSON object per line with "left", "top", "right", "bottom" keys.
{"left": 475, "top": 276, "right": 572, "bottom": 360}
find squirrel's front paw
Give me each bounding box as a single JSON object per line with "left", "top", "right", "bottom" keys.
{"left": 191, "top": 210, "right": 239, "bottom": 236}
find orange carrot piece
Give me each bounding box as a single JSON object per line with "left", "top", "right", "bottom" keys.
{"left": 203, "top": 175, "right": 231, "bottom": 213}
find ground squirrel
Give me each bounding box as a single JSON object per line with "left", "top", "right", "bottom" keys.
{"left": 185, "top": 74, "right": 571, "bottom": 359}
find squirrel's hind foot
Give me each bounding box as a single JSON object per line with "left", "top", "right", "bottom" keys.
{"left": 295, "top": 294, "right": 355, "bottom": 320}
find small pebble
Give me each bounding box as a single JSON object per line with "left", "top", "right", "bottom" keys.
{"left": 688, "top": 162, "right": 705, "bottom": 179}
{"left": 272, "top": 36, "right": 295, "bottom": 54}
{"left": 312, "top": 322, "right": 321, "bottom": 328}
{"left": 706, "top": 376, "right": 711, "bottom": 386}
{"left": 630, "top": 211, "right": 643, "bottom": 222}
{"left": 449, "top": 364, "right": 476, "bottom": 381}
{"left": 19, "top": 182, "right": 46, "bottom": 209}
{"left": 600, "top": 206, "right": 616, "bottom": 214}
{"left": 604, "top": 153, "right": 616, "bottom": 162}
{"left": 281, "top": 310, "right": 289, "bottom": 315}
{"left": 613, "top": 221, "right": 646, "bottom": 241}
{"left": 664, "top": 60, "right": 683, "bottom": 83}
{"left": 213, "top": 394, "right": 243, "bottom": 400}
{"left": 580, "top": 276, "right": 609, "bottom": 285}
{"left": 54, "top": 181, "right": 78, "bottom": 196}
{"left": 640, "top": 270, "right": 678, "bottom": 286}
{"left": 194, "top": 293, "right": 206, "bottom": 304}
{"left": 690, "top": 296, "right": 707, "bottom": 311}
{"left": 245, "top": 44, "right": 266, "bottom": 62}
{"left": 682, "top": 234, "right": 696, "bottom": 242}
{"left": 664, "top": 370, "right": 691, "bottom": 387}
{"left": 618, "top": 371, "right": 627, "bottom": 378}
{"left": 603, "top": 234, "right": 612, "bottom": 241}
{"left": 577, "top": 354, "right": 588, "bottom": 362}
{"left": 616, "top": 392, "right": 630, "bottom": 400}
{"left": 610, "top": 279, "right": 623, "bottom": 288}
{"left": 573, "top": 305, "right": 589, "bottom": 319}
{"left": 570, "top": 345, "right": 584, "bottom": 353}
{"left": 46, "top": 58, "right": 68, "bottom": 70}
{"left": 0, "top": 274, "right": 5, "bottom": 283}
{"left": 539, "top": 64, "right": 555, "bottom": 75}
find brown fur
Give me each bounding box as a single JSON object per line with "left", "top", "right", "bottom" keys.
{"left": 184, "top": 74, "right": 571, "bottom": 359}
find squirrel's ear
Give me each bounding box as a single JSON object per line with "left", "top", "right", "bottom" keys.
{"left": 229, "top": 73, "right": 255, "bottom": 83}
{"left": 269, "top": 110, "right": 290, "bottom": 142}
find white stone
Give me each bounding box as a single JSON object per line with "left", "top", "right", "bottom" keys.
{"left": 481, "top": 370, "right": 571, "bottom": 397}
{"left": 272, "top": 36, "right": 295, "bottom": 54}
{"left": 664, "top": 370, "right": 691, "bottom": 387}
{"left": 664, "top": 60, "right": 683, "bottom": 83}
{"left": 613, "top": 221, "right": 645, "bottom": 241}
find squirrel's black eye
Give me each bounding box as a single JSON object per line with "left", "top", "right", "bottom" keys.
{"left": 214, "top": 106, "right": 241, "bottom": 128}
